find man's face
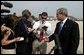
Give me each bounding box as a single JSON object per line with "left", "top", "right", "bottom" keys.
{"left": 41, "top": 15, "right": 47, "bottom": 21}
{"left": 56, "top": 13, "right": 63, "bottom": 21}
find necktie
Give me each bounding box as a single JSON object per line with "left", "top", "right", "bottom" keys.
{"left": 58, "top": 22, "right": 63, "bottom": 34}
{"left": 39, "top": 30, "right": 44, "bottom": 41}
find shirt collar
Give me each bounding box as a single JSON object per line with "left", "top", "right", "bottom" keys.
{"left": 40, "top": 20, "right": 46, "bottom": 24}
{"left": 62, "top": 17, "right": 68, "bottom": 24}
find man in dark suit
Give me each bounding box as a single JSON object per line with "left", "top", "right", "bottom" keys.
{"left": 44, "top": 8, "right": 80, "bottom": 54}
{"left": 14, "top": 9, "right": 35, "bottom": 54}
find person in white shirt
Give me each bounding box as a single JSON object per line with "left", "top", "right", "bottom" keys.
{"left": 32, "top": 12, "right": 52, "bottom": 54}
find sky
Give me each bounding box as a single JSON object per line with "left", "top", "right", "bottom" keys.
{"left": 1, "top": 1, "right": 83, "bottom": 19}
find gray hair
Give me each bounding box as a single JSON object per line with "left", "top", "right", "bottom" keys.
{"left": 57, "top": 8, "right": 68, "bottom": 17}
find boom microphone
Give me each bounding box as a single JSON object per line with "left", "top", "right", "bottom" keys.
{"left": 1, "top": 2, "right": 13, "bottom": 8}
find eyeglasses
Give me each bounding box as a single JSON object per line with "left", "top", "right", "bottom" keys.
{"left": 42, "top": 17, "right": 46, "bottom": 19}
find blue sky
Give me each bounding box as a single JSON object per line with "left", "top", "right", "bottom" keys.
{"left": 1, "top": 1, "right": 83, "bottom": 19}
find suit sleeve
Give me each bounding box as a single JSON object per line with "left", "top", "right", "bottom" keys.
{"left": 70, "top": 22, "right": 80, "bottom": 53}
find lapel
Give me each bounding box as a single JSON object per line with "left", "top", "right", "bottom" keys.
{"left": 60, "top": 19, "right": 69, "bottom": 33}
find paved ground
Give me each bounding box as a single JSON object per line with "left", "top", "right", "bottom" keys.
{"left": 46, "top": 39, "right": 83, "bottom": 54}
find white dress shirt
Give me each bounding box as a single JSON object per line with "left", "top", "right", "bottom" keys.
{"left": 61, "top": 17, "right": 68, "bottom": 29}
{"left": 33, "top": 20, "right": 52, "bottom": 37}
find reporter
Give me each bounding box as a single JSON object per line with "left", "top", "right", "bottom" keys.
{"left": 14, "top": 9, "right": 35, "bottom": 54}
{"left": 1, "top": 24, "right": 22, "bottom": 54}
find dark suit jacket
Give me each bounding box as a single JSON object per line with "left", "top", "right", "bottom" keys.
{"left": 49, "top": 19, "right": 80, "bottom": 54}
{"left": 14, "top": 19, "right": 35, "bottom": 54}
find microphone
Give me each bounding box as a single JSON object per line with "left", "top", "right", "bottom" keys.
{"left": 1, "top": 2, "right": 13, "bottom": 8}
{"left": 1, "top": 9, "right": 10, "bottom": 13}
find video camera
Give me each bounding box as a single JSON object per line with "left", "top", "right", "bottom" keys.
{"left": 1, "top": 1, "right": 13, "bottom": 13}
